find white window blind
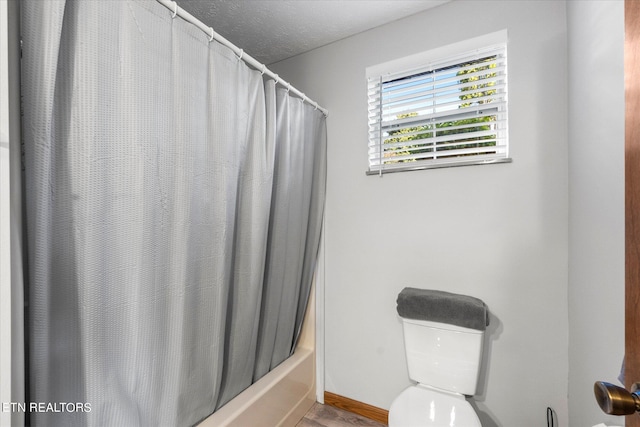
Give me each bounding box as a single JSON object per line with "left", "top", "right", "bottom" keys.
{"left": 367, "top": 43, "right": 510, "bottom": 175}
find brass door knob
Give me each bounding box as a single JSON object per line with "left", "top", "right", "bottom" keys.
{"left": 594, "top": 381, "right": 640, "bottom": 415}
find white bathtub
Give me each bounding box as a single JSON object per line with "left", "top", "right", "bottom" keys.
{"left": 198, "top": 290, "right": 316, "bottom": 427}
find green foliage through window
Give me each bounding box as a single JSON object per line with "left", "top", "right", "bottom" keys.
{"left": 383, "top": 56, "right": 499, "bottom": 164}
{"left": 367, "top": 43, "right": 508, "bottom": 173}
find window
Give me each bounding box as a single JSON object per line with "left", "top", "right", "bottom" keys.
{"left": 366, "top": 31, "right": 510, "bottom": 175}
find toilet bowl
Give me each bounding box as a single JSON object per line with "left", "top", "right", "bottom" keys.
{"left": 391, "top": 288, "right": 489, "bottom": 427}
{"left": 389, "top": 384, "right": 481, "bottom": 427}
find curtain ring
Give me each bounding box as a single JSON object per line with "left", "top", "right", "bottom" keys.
{"left": 286, "top": 82, "right": 291, "bottom": 93}
{"left": 236, "top": 49, "right": 244, "bottom": 61}
{"left": 208, "top": 27, "right": 214, "bottom": 43}
{"left": 261, "top": 64, "right": 267, "bottom": 76}
{"left": 171, "top": 1, "right": 178, "bottom": 18}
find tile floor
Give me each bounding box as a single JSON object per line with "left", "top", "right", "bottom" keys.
{"left": 297, "top": 403, "right": 388, "bottom": 427}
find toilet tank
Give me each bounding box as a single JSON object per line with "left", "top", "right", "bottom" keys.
{"left": 402, "top": 318, "right": 484, "bottom": 396}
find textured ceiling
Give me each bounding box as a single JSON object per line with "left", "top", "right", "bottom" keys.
{"left": 178, "top": 0, "right": 449, "bottom": 65}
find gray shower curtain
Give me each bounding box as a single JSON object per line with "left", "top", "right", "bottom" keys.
{"left": 20, "top": 1, "right": 326, "bottom": 426}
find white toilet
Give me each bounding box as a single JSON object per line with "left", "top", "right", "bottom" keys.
{"left": 389, "top": 290, "right": 487, "bottom": 427}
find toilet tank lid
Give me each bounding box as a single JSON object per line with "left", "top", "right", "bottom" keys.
{"left": 396, "top": 288, "right": 489, "bottom": 331}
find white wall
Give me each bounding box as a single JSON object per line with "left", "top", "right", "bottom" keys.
{"left": 0, "top": 1, "right": 24, "bottom": 426}
{"left": 272, "top": 1, "right": 570, "bottom": 425}
{"left": 567, "top": 1, "right": 625, "bottom": 426}
{"left": 0, "top": 2, "right": 12, "bottom": 423}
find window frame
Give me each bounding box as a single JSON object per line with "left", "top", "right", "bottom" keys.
{"left": 366, "top": 30, "right": 511, "bottom": 175}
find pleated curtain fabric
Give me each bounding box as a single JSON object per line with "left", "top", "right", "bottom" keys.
{"left": 253, "top": 89, "right": 327, "bottom": 382}
{"left": 20, "top": 1, "right": 326, "bottom": 426}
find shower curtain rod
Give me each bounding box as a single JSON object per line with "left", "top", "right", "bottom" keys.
{"left": 156, "top": 0, "right": 328, "bottom": 117}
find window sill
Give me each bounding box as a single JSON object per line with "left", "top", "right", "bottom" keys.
{"left": 366, "top": 157, "right": 512, "bottom": 176}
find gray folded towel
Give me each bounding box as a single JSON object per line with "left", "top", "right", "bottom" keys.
{"left": 396, "top": 288, "right": 489, "bottom": 331}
